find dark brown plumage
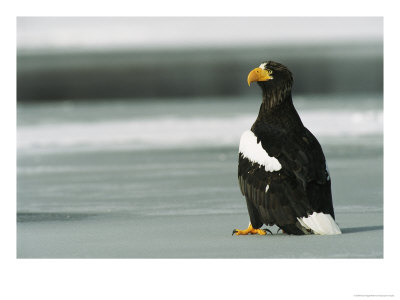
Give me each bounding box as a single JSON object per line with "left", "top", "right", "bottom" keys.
{"left": 237, "top": 61, "right": 337, "bottom": 235}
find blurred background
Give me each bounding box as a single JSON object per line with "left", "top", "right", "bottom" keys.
{"left": 17, "top": 17, "right": 384, "bottom": 258}
{"left": 17, "top": 17, "right": 382, "bottom": 100}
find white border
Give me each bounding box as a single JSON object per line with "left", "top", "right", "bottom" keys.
{"left": 3, "top": 1, "right": 399, "bottom": 299}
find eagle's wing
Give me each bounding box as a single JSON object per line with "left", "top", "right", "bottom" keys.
{"left": 238, "top": 125, "right": 334, "bottom": 231}
{"left": 254, "top": 123, "right": 329, "bottom": 187}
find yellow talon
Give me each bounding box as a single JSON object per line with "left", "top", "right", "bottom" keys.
{"left": 253, "top": 228, "right": 267, "bottom": 235}
{"left": 232, "top": 223, "right": 267, "bottom": 235}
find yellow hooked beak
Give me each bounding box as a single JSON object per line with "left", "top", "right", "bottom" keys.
{"left": 247, "top": 67, "right": 273, "bottom": 86}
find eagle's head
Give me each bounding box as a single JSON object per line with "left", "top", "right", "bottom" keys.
{"left": 247, "top": 61, "right": 294, "bottom": 106}
{"left": 247, "top": 61, "right": 293, "bottom": 87}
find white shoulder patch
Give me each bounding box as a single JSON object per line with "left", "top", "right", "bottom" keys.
{"left": 239, "top": 130, "right": 281, "bottom": 172}
{"left": 297, "top": 212, "right": 341, "bottom": 235}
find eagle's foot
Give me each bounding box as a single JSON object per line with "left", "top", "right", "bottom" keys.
{"left": 232, "top": 224, "right": 271, "bottom": 236}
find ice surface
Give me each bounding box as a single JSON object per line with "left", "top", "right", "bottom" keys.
{"left": 17, "top": 96, "right": 383, "bottom": 258}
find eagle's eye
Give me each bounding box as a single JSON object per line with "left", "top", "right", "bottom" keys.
{"left": 267, "top": 69, "right": 273, "bottom": 75}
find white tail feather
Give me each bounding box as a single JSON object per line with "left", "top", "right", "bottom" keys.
{"left": 297, "top": 212, "right": 342, "bottom": 235}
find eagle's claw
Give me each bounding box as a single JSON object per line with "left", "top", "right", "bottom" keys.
{"left": 232, "top": 225, "right": 272, "bottom": 236}
{"left": 264, "top": 228, "right": 273, "bottom": 235}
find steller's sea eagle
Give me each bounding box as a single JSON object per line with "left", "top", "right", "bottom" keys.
{"left": 233, "top": 61, "right": 341, "bottom": 235}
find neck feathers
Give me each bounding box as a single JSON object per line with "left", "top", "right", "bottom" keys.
{"left": 254, "top": 83, "right": 303, "bottom": 129}
{"left": 260, "top": 80, "right": 293, "bottom": 110}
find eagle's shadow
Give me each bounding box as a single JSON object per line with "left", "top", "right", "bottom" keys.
{"left": 340, "top": 225, "right": 383, "bottom": 234}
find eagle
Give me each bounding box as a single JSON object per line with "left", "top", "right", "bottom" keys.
{"left": 233, "top": 61, "right": 341, "bottom": 235}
